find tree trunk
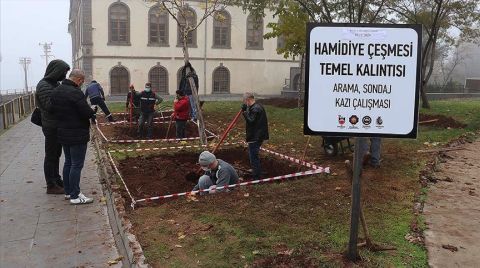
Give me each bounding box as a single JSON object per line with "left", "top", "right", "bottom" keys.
{"left": 183, "top": 35, "right": 208, "bottom": 145}
{"left": 297, "top": 53, "right": 305, "bottom": 108}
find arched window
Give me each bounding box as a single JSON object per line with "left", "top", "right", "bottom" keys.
{"left": 292, "top": 74, "right": 300, "bottom": 91}
{"left": 246, "top": 14, "right": 263, "bottom": 49}
{"left": 177, "top": 8, "right": 197, "bottom": 47}
{"left": 149, "top": 65, "right": 169, "bottom": 94}
{"left": 212, "top": 66, "right": 230, "bottom": 93}
{"left": 110, "top": 66, "right": 130, "bottom": 95}
{"left": 149, "top": 6, "right": 169, "bottom": 46}
{"left": 108, "top": 2, "right": 130, "bottom": 45}
{"left": 277, "top": 20, "right": 285, "bottom": 50}
{"left": 213, "top": 10, "right": 231, "bottom": 48}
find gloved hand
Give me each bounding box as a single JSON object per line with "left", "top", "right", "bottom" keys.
{"left": 90, "top": 115, "right": 97, "bottom": 125}
{"left": 91, "top": 105, "right": 98, "bottom": 113}
{"left": 241, "top": 103, "right": 248, "bottom": 111}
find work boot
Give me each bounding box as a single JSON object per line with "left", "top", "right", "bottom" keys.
{"left": 107, "top": 115, "right": 115, "bottom": 122}
{"left": 55, "top": 179, "right": 64, "bottom": 188}
{"left": 46, "top": 184, "right": 64, "bottom": 195}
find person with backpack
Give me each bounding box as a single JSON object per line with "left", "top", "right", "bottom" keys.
{"left": 138, "top": 82, "right": 163, "bottom": 138}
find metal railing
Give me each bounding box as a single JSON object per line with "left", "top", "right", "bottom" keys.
{"left": 0, "top": 92, "right": 36, "bottom": 130}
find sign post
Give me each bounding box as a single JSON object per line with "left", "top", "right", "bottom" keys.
{"left": 304, "top": 23, "right": 422, "bottom": 261}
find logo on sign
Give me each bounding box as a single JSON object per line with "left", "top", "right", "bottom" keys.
{"left": 349, "top": 115, "right": 359, "bottom": 125}
{"left": 337, "top": 115, "right": 346, "bottom": 129}
{"left": 362, "top": 116, "right": 372, "bottom": 125}
{"left": 376, "top": 116, "right": 384, "bottom": 129}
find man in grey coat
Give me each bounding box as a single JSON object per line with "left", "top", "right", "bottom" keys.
{"left": 35, "top": 59, "right": 70, "bottom": 194}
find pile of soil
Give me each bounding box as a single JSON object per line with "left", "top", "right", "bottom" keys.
{"left": 419, "top": 114, "right": 466, "bottom": 129}
{"left": 258, "top": 98, "right": 304, "bottom": 109}
{"left": 117, "top": 147, "right": 307, "bottom": 200}
{"left": 99, "top": 120, "right": 202, "bottom": 140}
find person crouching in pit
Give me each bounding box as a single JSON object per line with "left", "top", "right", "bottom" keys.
{"left": 193, "top": 151, "right": 239, "bottom": 194}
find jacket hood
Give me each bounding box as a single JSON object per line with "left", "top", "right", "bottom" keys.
{"left": 44, "top": 60, "right": 70, "bottom": 81}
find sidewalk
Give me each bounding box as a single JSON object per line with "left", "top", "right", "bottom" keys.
{"left": 0, "top": 118, "right": 121, "bottom": 267}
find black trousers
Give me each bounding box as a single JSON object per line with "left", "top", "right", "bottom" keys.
{"left": 41, "top": 127, "right": 63, "bottom": 186}
{"left": 175, "top": 120, "right": 187, "bottom": 139}
{"left": 90, "top": 97, "right": 112, "bottom": 117}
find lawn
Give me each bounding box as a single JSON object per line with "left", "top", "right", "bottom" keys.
{"left": 102, "top": 98, "right": 480, "bottom": 267}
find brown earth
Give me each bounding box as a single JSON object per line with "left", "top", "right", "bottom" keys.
{"left": 258, "top": 98, "right": 304, "bottom": 109}
{"left": 99, "top": 120, "right": 205, "bottom": 140}
{"left": 424, "top": 138, "right": 480, "bottom": 267}
{"left": 419, "top": 114, "right": 466, "bottom": 129}
{"left": 117, "top": 146, "right": 309, "bottom": 201}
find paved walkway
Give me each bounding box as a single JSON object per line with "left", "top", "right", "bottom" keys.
{"left": 0, "top": 118, "right": 121, "bottom": 267}
{"left": 424, "top": 139, "right": 480, "bottom": 267}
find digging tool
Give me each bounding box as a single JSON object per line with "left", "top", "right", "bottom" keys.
{"left": 298, "top": 136, "right": 312, "bottom": 172}
{"left": 345, "top": 160, "right": 396, "bottom": 252}
{"left": 211, "top": 109, "right": 243, "bottom": 154}
{"left": 165, "top": 114, "right": 174, "bottom": 139}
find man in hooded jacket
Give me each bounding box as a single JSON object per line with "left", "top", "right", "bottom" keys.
{"left": 35, "top": 59, "right": 70, "bottom": 194}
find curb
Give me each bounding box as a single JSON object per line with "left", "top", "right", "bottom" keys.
{"left": 92, "top": 130, "right": 149, "bottom": 268}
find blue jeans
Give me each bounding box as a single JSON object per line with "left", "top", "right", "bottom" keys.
{"left": 138, "top": 112, "right": 155, "bottom": 138}
{"left": 62, "top": 143, "right": 88, "bottom": 199}
{"left": 359, "top": 138, "right": 381, "bottom": 165}
{"left": 248, "top": 141, "right": 263, "bottom": 179}
{"left": 188, "top": 95, "right": 197, "bottom": 120}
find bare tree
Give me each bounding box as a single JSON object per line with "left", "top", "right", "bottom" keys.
{"left": 438, "top": 44, "right": 465, "bottom": 90}
{"left": 147, "top": 0, "right": 228, "bottom": 145}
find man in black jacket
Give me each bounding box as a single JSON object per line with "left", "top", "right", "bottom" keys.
{"left": 138, "top": 82, "right": 162, "bottom": 139}
{"left": 51, "top": 69, "right": 96, "bottom": 205}
{"left": 241, "top": 92, "right": 269, "bottom": 180}
{"left": 35, "top": 59, "right": 70, "bottom": 194}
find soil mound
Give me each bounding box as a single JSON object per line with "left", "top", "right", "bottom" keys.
{"left": 419, "top": 114, "right": 466, "bottom": 129}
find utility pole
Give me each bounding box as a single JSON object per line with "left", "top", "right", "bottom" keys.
{"left": 19, "top": 57, "right": 31, "bottom": 92}
{"left": 39, "top": 42, "right": 54, "bottom": 66}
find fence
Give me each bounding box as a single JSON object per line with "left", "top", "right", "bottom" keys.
{"left": 0, "top": 92, "right": 36, "bottom": 130}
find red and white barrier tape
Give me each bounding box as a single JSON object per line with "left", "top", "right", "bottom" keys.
{"left": 108, "top": 142, "right": 242, "bottom": 153}
{"left": 99, "top": 110, "right": 173, "bottom": 116}
{"left": 107, "top": 151, "right": 136, "bottom": 209}
{"left": 135, "top": 168, "right": 326, "bottom": 203}
{"left": 99, "top": 117, "right": 172, "bottom": 126}
{"left": 260, "top": 147, "right": 320, "bottom": 170}
{"left": 95, "top": 123, "right": 109, "bottom": 142}
{"left": 109, "top": 134, "right": 217, "bottom": 144}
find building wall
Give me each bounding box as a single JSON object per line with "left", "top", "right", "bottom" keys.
{"left": 73, "top": 0, "right": 297, "bottom": 95}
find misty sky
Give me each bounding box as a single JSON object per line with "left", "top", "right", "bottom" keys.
{"left": 0, "top": 0, "right": 71, "bottom": 92}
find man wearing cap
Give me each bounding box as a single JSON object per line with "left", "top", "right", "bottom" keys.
{"left": 138, "top": 82, "right": 163, "bottom": 138}
{"left": 193, "top": 151, "right": 239, "bottom": 194}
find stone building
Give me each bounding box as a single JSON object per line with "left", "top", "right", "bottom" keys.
{"left": 68, "top": 0, "right": 298, "bottom": 96}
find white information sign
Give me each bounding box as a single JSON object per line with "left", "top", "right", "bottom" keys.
{"left": 304, "top": 24, "right": 422, "bottom": 138}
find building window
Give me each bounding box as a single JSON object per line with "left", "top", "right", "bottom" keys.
{"left": 177, "top": 8, "right": 197, "bottom": 47}
{"left": 277, "top": 20, "right": 285, "bottom": 50}
{"left": 110, "top": 66, "right": 130, "bottom": 95}
{"left": 149, "top": 65, "right": 169, "bottom": 94}
{"left": 149, "top": 6, "right": 169, "bottom": 46}
{"left": 108, "top": 2, "right": 130, "bottom": 45}
{"left": 213, "top": 10, "right": 231, "bottom": 48}
{"left": 246, "top": 14, "right": 263, "bottom": 49}
{"left": 212, "top": 66, "right": 230, "bottom": 93}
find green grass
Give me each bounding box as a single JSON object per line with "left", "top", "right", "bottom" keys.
{"left": 106, "top": 99, "right": 480, "bottom": 267}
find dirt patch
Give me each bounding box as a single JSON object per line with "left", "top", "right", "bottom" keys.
{"left": 419, "top": 114, "right": 466, "bottom": 129}
{"left": 117, "top": 147, "right": 308, "bottom": 201}
{"left": 258, "top": 98, "right": 304, "bottom": 109}
{"left": 252, "top": 253, "right": 318, "bottom": 268}
{"left": 98, "top": 120, "right": 207, "bottom": 140}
